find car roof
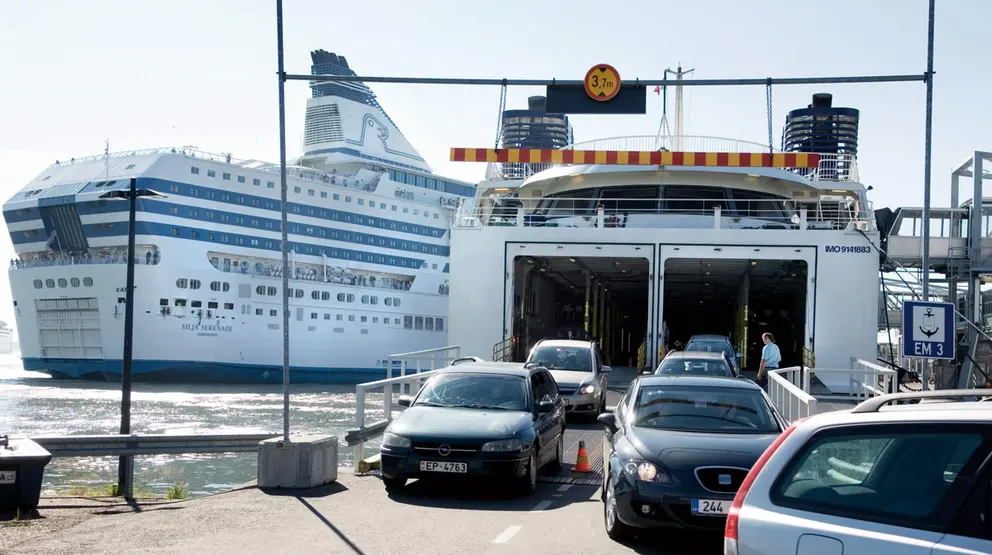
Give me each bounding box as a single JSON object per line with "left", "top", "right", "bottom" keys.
{"left": 637, "top": 375, "right": 760, "bottom": 390}
{"left": 662, "top": 351, "right": 728, "bottom": 361}
{"left": 435, "top": 361, "right": 537, "bottom": 378}
{"left": 534, "top": 339, "right": 593, "bottom": 349}
{"left": 687, "top": 335, "right": 732, "bottom": 342}
{"left": 796, "top": 400, "right": 992, "bottom": 430}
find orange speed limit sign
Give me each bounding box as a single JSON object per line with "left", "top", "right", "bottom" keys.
{"left": 584, "top": 64, "right": 621, "bottom": 101}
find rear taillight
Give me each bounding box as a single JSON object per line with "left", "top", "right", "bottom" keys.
{"left": 724, "top": 421, "right": 800, "bottom": 555}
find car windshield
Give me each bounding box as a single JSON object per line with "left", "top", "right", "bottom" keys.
{"left": 633, "top": 385, "right": 779, "bottom": 434}
{"left": 528, "top": 346, "right": 592, "bottom": 372}
{"left": 656, "top": 358, "right": 733, "bottom": 377}
{"left": 415, "top": 373, "right": 528, "bottom": 411}
{"left": 685, "top": 340, "right": 735, "bottom": 360}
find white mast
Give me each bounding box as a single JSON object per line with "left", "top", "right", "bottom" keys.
{"left": 665, "top": 65, "right": 694, "bottom": 151}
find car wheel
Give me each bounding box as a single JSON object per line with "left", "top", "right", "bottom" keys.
{"left": 520, "top": 450, "right": 538, "bottom": 495}
{"left": 549, "top": 432, "right": 564, "bottom": 471}
{"left": 383, "top": 476, "right": 407, "bottom": 491}
{"left": 604, "top": 478, "right": 632, "bottom": 541}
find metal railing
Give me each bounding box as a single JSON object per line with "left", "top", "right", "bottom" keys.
{"left": 455, "top": 197, "right": 874, "bottom": 231}
{"left": 493, "top": 337, "right": 517, "bottom": 362}
{"left": 564, "top": 135, "right": 774, "bottom": 153}
{"left": 29, "top": 433, "right": 278, "bottom": 457}
{"left": 348, "top": 346, "right": 463, "bottom": 468}
{"left": 768, "top": 366, "right": 819, "bottom": 422}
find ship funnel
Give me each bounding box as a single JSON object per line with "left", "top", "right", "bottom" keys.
{"left": 783, "top": 93, "right": 859, "bottom": 180}
{"left": 527, "top": 96, "right": 548, "bottom": 113}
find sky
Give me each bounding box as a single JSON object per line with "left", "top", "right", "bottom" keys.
{"left": 0, "top": 0, "right": 990, "bottom": 334}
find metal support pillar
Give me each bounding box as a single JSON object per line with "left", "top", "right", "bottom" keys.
{"left": 921, "top": 0, "right": 935, "bottom": 300}
{"left": 276, "top": 0, "right": 291, "bottom": 441}
{"left": 584, "top": 272, "right": 591, "bottom": 335}
{"left": 117, "top": 177, "right": 137, "bottom": 501}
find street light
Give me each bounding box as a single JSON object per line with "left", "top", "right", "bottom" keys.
{"left": 99, "top": 177, "right": 166, "bottom": 500}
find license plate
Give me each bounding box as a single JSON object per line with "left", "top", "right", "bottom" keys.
{"left": 691, "top": 499, "right": 728, "bottom": 515}
{"left": 0, "top": 470, "right": 15, "bottom": 484}
{"left": 419, "top": 460, "right": 467, "bottom": 473}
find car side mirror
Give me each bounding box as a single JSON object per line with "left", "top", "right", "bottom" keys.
{"left": 397, "top": 395, "right": 413, "bottom": 407}
{"left": 641, "top": 369, "right": 654, "bottom": 375}
{"left": 601, "top": 365, "right": 612, "bottom": 373}
{"left": 597, "top": 413, "right": 618, "bottom": 433}
{"left": 537, "top": 399, "right": 554, "bottom": 413}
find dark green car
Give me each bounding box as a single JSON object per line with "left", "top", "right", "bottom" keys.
{"left": 379, "top": 360, "right": 567, "bottom": 495}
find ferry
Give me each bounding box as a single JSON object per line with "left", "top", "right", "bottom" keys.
{"left": 448, "top": 94, "right": 878, "bottom": 375}
{"left": 3, "top": 50, "right": 474, "bottom": 383}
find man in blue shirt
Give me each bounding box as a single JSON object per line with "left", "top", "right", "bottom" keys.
{"left": 756, "top": 332, "right": 781, "bottom": 388}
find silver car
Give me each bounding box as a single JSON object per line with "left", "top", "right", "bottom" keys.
{"left": 725, "top": 390, "right": 992, "bottom": 555}
{"left": 526, "top": 339, "right": 610, "bottom": 417}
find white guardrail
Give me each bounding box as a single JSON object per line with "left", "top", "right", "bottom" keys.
{"left": 351, "top": 346, "right": 463, "bottom": 466}
{"left": 768, "top": 367, "right": 818, "bottom": 422}
{"left": 768, "top": 359, "right": 899, "bottom": 422}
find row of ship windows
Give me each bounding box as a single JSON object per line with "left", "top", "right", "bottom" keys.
{"left": 254, "top": 286, "right": 402, "bottom": 306}
{"left": 170, "top": 228, "right": 427, "bottom": 267}
{"left": 187, "top": 166, "right": 443, "bottom": 220}
{"left": 162, "top": 298, "right": 234, "bottom": 310}
{"left": 164, "top": 204, "right": 443, "bottom": 254}
{"left": 176, "top": 279, "right": 231, "bottom": 292}
{"left": 161, "top": 296, "right": 442, "bottom": 330}
{"left": 33, "top": 277, "right": 94, "bottom": 289}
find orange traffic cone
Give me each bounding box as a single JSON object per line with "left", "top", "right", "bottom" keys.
{"left": 574, "top": 440, "right": 591, "bottom": 473}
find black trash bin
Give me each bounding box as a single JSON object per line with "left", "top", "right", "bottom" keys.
{"left": 0, "top": 435, "right": 53, "bottom": 513}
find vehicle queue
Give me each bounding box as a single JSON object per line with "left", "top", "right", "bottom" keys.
{"left": 379, "top": 336, "right": 992, "bottom": 554}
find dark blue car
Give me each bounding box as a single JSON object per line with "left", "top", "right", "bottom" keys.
{"left": 597, "top": 375, "right": 787, "bottom": 540}
{"left": 379, "top": 360, "right": 567, "bottom": 495}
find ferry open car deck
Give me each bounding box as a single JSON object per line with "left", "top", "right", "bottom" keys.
{"left": 447, "top": 139, "right": 878, "bottom": 374}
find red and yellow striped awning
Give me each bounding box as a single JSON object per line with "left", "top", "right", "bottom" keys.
{"left": 449, "top": 148, "right": 820, "bottom": 168}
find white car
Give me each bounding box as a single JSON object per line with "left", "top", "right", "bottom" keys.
{"left": 725, "top": 389, "right": 992, "bottom": 555}
{"left": 525, "top": 339, "right": 610, "bottom": 417}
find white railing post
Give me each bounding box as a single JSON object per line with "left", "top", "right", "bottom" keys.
{"left": 354, "top": 384, "right": 366, "bottom": 470}
{"left": 713, "top": 206, "right": 721, "bottom": 229}
{"left": 800, "top": 207, "right": 808, "bottom": 230}
{"left": 516, "top": 208, "right": 525, "bottom": 227}
{"left": 597, "top": 205, "right": 605, "bottom": 228}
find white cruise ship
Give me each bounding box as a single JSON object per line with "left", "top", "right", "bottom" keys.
{"left": 3, "top": 50, "right": 475, "bottom": 383}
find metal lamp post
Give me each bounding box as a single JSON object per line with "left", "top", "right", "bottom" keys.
{"left": 99, "top": 177, "right": 166, "bottom": 500}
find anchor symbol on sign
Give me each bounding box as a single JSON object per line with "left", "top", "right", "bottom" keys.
{"left": 919, "top": 308, "right": 939, "bottom": 338}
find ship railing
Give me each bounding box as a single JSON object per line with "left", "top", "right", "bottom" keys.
{"left": 214, "top": 261, "right": 416, "bottom": 292}
{"left": 349, "top": 346, "right": 463, "bottom": 470}
{"left": 455, "top": 197, "right": 874, "bottom": 231}
{"left": 11, "top": 254, "right": 158, "bottom": 270}
{"left": 563, "top": 135, "right": 775, "bottom": 153}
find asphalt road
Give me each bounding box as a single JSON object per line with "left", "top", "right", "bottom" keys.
{"left": 5, "top": 472, "right": 724, "bottom": 555}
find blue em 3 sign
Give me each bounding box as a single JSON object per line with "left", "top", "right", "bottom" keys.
{"left": 902, "top": 300, "right": 956, "bottom": 359}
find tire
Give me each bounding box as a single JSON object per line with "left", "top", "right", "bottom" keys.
{"left": 549, "top": 432, "right": 564, "bottom": 472}
{"left": 604, "top": 478, "right": 633, "bottom": 541}
{"left": 383, "top": 476, "right": 407, "bottom": 491}
{"left": 520, "top": 450, "right": 538, "bottom": 496}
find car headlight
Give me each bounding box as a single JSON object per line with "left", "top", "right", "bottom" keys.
{"left": 481, "top": 439, "right": 523, "bottom": 452}
{"left": 579, "top": 383, "right": 596, "bottom": 395}
{"left": 623, "top": 460, "right": 673, "bottom": 484}
{"left": 382, "top": 432, "right": 411, "bottom": 448}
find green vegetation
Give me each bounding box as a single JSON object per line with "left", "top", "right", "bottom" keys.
{"left": 165, "top": 481, "right": 189, "bottom": 500}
